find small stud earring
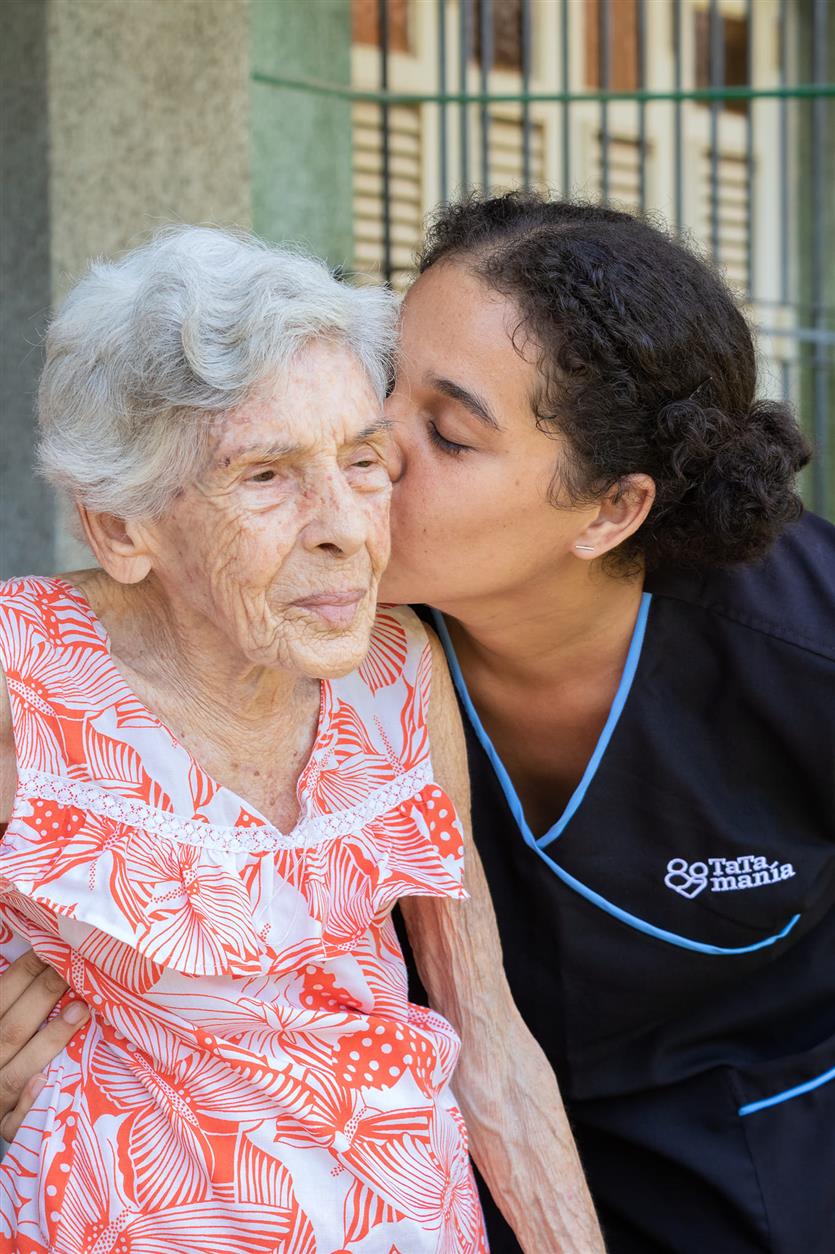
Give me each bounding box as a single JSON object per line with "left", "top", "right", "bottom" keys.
{"left": 574, "top": 544, "right": 595, "bottom": 552}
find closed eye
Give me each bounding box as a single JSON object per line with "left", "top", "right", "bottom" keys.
{"left": 428, "top": 421, "right": 471, "bottom": 456}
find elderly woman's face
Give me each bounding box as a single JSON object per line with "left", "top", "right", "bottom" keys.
{"left": 144, "top": 340, "right": 392, "bottom": 678}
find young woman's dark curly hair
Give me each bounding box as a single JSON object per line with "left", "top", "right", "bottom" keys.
{"left": 417, "top": 191, "right": 811, "bottom": 572}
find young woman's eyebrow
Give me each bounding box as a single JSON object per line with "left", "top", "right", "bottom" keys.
{"left": 426, "top": 375, "right": 502, "bottom": 431}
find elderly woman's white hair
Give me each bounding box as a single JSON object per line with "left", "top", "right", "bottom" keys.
{"left": 37, "top": 226, "right": 399, "bottom": 520}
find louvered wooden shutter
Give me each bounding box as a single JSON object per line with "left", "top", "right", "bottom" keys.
{"left": 590, "top": 134, "right": 646, "bottom": 213}
{"left": 352, "top": 101, "right": 423, "bottom": 289}
{"left": 699, "top": 148, "right": 750, "bottom": 293}
{"left": 488, "top": 113, "right": 546, "bottom": 190}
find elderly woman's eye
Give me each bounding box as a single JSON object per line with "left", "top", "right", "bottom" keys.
{"left": 350, "top": 449, "right": 382, "bottom": 469}
{"left": 249, "top": 469, "right": 276, "bottom": 483}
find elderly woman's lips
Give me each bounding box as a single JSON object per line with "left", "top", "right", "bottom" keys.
{"left": 292, "top": 590, "right": 366, "bottom": 627}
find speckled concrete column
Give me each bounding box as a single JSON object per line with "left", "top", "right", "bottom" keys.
{"left": 0, "top": 0, "right": 253, "bottom": 575}
{"left": 1, "top": 0, "right": 54, "bottom": 577}
{"left": 1, "top": 0, "right": 354, "bottom": 576}
{"left": 45, "top": 0, "right": 254, "bottom": 569}
{"left": 47, "top": 0, "right": 252, "bottom": 301}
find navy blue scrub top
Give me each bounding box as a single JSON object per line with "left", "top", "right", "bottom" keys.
{"left": 409, "top": 511, "right": 835, "bottom": 1254}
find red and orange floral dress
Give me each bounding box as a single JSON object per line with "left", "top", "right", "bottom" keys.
{"left": 0, "top": 577, "right": 488, "bottom": 1254}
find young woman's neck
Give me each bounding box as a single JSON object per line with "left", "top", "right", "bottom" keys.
{"left": 435, "top": 560, "right": 646, "bottom": 690}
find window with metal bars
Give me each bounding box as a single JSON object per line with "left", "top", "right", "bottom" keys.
{"left": 337, "top": 0, "right": 834, "bottom": 517}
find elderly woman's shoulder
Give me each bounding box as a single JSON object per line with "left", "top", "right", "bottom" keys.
{"left": 0, "top": 568, "right": 98, "bottom": 595}
{"left": 0, "top": 569, "right": 103, "bottom": 610}
{"left": 0, "top": 575, "right": 67, "bottom": 805}
{"left": 0, "top": 578, "right": 20, "bottom": 819}
{"left": 369, "top": 603, "right": 455, "bottom": 708}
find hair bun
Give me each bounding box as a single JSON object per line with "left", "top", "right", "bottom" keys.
{"left": 651, "top": 397, "right": 811, "bottom": 567}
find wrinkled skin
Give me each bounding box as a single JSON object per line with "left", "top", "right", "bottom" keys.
{"left": 0, "top": 339, "right": 398, "bottom": 1134}
{"left": 139, "top": 338, "right": 392, "bottom": 680}
{"left": 0, "top": 281, "right": 639, "bottom": 1254}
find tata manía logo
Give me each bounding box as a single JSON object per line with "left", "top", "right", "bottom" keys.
{"left": 665, "top": 855, "right": 796, "bottom": 899}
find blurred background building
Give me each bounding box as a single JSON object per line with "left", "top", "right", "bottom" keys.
{"left": 2, "top": 0, "right": 833, "bottom": 577}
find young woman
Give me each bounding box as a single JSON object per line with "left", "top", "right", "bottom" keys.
{"left": 5, "top": 195, "right": 834, "bottom": 1253}
{"left": 378, "top": 194, "right": 834, "bottom": 1254}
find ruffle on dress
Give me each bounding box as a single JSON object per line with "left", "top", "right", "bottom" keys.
{"left": 0, "top": 770, "right": 466, "bottom": 979}
{"left": 0, "top": 581, "right": 467, "bottom": 977}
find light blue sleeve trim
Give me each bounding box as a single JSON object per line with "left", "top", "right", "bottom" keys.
{"left": 738, "top": 1063, "right": 835, "bottom": 1116}
{"left": 431, "top": 605, "right": 802, "bottom": 959}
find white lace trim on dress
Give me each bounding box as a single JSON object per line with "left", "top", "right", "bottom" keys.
{"left": 16, "top": 762, "right": 435, "bottom": 853}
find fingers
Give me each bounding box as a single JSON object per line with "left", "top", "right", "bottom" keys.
{"left": 0, "top": 1071, "right": 47, "bottom": 1143}
{"left": 0, "top": 996, "right": 89, "bottom": 1136}
{"left": 0, "top": 951, "right": 89, "bottom": 1143}
{"left": 0, "top": 950, "right": 58, "bottom": 1010}
{"left": 0, "top": 959, "right": 71, "bottom": 1071}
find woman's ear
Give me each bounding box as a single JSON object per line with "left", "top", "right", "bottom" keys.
{"left": 573, "top": 474, "right": 655, "bottom": 559}
{"left": 77, "top": 505, "right": 153, "bottom": 584}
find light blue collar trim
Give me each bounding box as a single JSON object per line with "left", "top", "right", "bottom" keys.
{"left": 432, "top": 593, "right": 652, "bottom": 850}
{"left": 539, "top": 592, "right": 652, "bottom": 849}
{"left": 431, "top": 598, "right": 802, "bottom": 958}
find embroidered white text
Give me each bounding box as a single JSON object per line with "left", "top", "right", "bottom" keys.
{"left": 664, "top": 855, "right": 796, "bottom": 899}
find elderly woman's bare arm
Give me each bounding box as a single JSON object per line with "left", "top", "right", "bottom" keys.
{"left": 401, "top": 629, "right": 605, "bottom": 1254}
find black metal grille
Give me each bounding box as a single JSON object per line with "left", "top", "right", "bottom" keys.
{"left": 255, "top": 0, "right": 835, "bottom": 518}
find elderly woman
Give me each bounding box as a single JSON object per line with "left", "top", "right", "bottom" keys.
{"left": 0, "top": 228, "right": 600, "bottom": 1253}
